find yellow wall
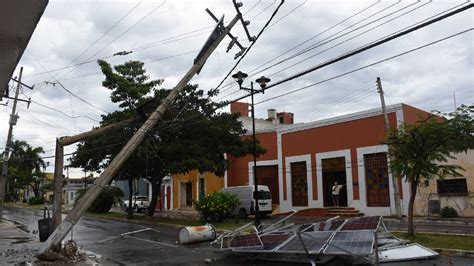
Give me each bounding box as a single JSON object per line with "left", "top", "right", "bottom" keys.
{"left": 171, "top": 170, "right": 224, "bottom": 210}
{"left": 414, "top": 150, "right": 474, "bottom": 217}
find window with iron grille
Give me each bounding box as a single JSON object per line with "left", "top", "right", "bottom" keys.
{"left": 437, "top": 178, "right": 468, "bottom": 196}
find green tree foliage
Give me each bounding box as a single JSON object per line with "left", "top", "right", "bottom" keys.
{"left": 386, "top": 104, "right": 473, "bottom": 236}
{"left": 75, "top": 186, "right": 124, "bottom": 213}
{"left": 195, "top": 191, "right": 240, "bottom": 222}
{"left": 70, "top": 60, "right": 263, "bottom": 217}
{"left": 3, "top": 140, "right": 46, "bottom": 200}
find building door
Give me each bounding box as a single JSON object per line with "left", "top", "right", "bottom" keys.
{"left": 185, "top": 182, "right": 193, "bottom": 207}
{"left": 256, "top": 165, "right": 279, "bottom": 204}
{"left": 198, "top": 178, "right": 205, "bottom": 201}
{"left": 364, "top": 153, "right": 390, "bottom": 207}
{"left": 322, "top": 157, "right": 347, "bottom": 207}
{"left": 166, "top": 186, "right": 171, "bottom": 210}
{"left": 291, "top": 162, "right": 308, "bottom": 207}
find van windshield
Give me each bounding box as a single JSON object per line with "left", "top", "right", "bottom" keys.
{"left": 257, "top": 191, "right": 271, "bottom": 200}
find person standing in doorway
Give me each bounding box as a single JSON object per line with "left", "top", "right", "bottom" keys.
{"left": 332, "top": 182, "right": 345, "bottom": 207}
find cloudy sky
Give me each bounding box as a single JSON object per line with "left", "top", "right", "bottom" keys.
{"left": 1, "top": 0, "right": 472, "bottom": 177}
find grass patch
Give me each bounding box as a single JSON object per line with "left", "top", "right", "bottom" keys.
{"left": 4, "top": 202, "right": 48, "bottom": 210}
{"left": 84, "top": 211, "right": 248, "bottom": 230}
{"left": 393, "top": 232, "right": 474, "bottom": 251}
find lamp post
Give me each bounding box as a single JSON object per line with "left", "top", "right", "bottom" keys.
{"left": 232, "top": 71, "right": 270, "bottom": 227}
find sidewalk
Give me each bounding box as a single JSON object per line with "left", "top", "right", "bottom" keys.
{"left": 0, "top": 219, "right": 40, "bottom": 265}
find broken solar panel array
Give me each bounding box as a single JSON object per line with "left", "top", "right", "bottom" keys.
{"left": 221, "top": 216, "right": 381, "bottom": 256}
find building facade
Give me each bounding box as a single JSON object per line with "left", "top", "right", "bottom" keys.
{"left": 414, "top": 150, "right": 474, "bottom": 217}
{"left": 226, "top": 103, "right": 432, "bottom": 216}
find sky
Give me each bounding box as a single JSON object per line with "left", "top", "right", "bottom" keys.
{"left": 1, "top": 0, "right": 473, "bottom": 177}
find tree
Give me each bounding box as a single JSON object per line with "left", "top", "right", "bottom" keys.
{"left": 22, "top": 145, "right": 47, "bottom": 197}
{"left": 70, "top": 60, "right": 263, "bottom": 218}
{"left": 2, "top": 140, "right": 47, "bottom": 200}
{"left": 386, "top": 104, "right": 473, "bottom": 236}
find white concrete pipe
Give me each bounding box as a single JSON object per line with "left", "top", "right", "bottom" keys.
{"left": 178, "top": 224, "right": 217, "bottom": 244}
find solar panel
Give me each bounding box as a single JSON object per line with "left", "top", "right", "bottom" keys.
{"left": 313, "top": 219, "right": 345, "bottom": 231}
{"left": 278, "top": 231, "right": 333, "bottom": 254}
{"left": 324, "top": 230, "right": 374, "bottom": 255}
{"left": 340, "top": 216, "right": 381, "bottom": 231}
{"left": 278, "top": 223, "right": 314, "bottom": 233}
{"left": 221, "top": 234, "right": 263, "bottom": 249}
{"left": 260, "top": 233, "right": 293, "bottom": 250}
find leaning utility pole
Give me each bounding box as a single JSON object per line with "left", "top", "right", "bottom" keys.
{"left": 0, "top": 67, "right": 23, "bottom": 220}
{"left": 40, "top": 14, "right": 241, "bottom": 254}
{"left": 376, "top": 77, "right": 402, "bottom": 219}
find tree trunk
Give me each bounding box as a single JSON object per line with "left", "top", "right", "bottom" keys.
{"left": 127, "top": 175, "right": 134, "bottom": 218}
{"left": 31, "top": 184, "right": 39, "bottom": 198}
{"left": 407, "top": 177, "right": 419, "bottom": 236}
{"left": 147, "top": 175, "right": 162, "bottom": 217}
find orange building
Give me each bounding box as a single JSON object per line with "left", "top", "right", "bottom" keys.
{"left": 165, "top": 102, "right": 433, "bottom": 216}
{"left": 226, "top": 102, "right": 432, "bottom": 216}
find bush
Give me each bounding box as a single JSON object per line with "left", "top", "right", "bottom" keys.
{"left": 195, "top": 191, "right": 240, "bottom": 222}
{"left": 28, "top": 196, "right": 45, "bottom": 205}
{"left": 75, "top": 186, "right": 124, "bottom": 213}
{"left": 440, "top": 206, "right": 458, "bottom": 218}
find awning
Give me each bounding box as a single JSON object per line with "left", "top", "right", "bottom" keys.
{"left": 0, "top": 0, "right": 48, "bottom": 99}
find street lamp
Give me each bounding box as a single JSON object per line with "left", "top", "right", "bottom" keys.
{"left": 231, "top": 71, "right": 270, "bottom": 227}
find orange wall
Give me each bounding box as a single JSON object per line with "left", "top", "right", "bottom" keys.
{"left": 281, "top": 113, "right": 397, "bottom": 200}
{"left": 227, "top": 131, "right": 278, "bottom": 187}
{"left": 172, "top": 170, "right": 224, "bottom": 209}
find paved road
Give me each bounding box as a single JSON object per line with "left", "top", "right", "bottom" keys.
{"left": 3, "top": 208, "right": 473, "bottom": 265}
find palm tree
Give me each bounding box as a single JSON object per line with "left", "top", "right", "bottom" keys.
{"left": 22, "top": 145, "right": 46, "bottom": 197}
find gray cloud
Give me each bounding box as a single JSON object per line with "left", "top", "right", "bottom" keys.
{"left": 1, "top": 0, "right": 472, "bottom": 176}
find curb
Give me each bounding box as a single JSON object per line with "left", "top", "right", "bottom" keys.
{"left": 390, "top": 230, "right": 474, "bottom": 237}
{"left": 433, "top": 248, "right": 474, "bottom": 258}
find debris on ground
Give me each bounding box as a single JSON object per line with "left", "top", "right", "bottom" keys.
{"left": 37, "top": 240, "right": 87, "bottom": 263}
{"left": 212, "top": 211, "right": 439, "bottom": 264}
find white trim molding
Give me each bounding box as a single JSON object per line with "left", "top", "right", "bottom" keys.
{"left": 315, "top": 149, "right": 353, "bottom": 209}
{"left": 169, "top": 176, "right": 174, "bottom": 211}
{"left": 284, "top": 154, "right": 315, "bottom": 210}
{"left": 224, "top": 153, "right": 228, "bottom": 188}
{"left": 281, "top": 103, "right": 403, "bottom": 134}
{"left": 277, "top": 132, "right": 285, "bottom": 208}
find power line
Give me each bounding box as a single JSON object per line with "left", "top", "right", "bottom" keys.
{"left": 265, "top": 0, "right": 432, "bottom": 79}
{"left": 224, "top": 0, "right": 413, "bottom": 95}
{"left": 264, "top": 0, "right": 307, "bottom": 31}
{"left": 65, "top": 1, "right": 144, "bottom": 70}
{"left": 58, "top": 1, "right": 168, "bottom": 81}
{"left": 249, "top": 0, "right": 276, "bottom": 21}
{"left": 212, "top": 0, "right": 285, "bottom": 93}
{"left": 253, "top": 28, "right": 473, "bottom": 105}
{"left": 214, "top": 0, "right": 384, "bottom": 97}
{"left": 26, "top": 50, "right": 111, "bottom": 114}
{"left": 265, "top": 4, "right": 473, "bottom": 91}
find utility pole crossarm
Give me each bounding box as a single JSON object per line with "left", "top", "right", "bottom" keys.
{"left": 39, "top": 14, "right": 241, "bottom": 255}
{"left": 59, "top": 117, "right": 138, "bottom": 146}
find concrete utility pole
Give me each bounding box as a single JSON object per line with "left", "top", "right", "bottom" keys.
{"left": 0, "top": 67, "right": 23, "bottom": 220}
{"left": 52, "top": 138, "right": 64, "bottom": 228}
{"left": 40, "top": 14, "right": 241, "bottom": 254}
{"left": 376, "top": 77, "right": 402, "bottom": 219}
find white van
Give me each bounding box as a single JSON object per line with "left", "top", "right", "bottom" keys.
{"left": 220, "top": 185, "right": 272, "bottom": 219}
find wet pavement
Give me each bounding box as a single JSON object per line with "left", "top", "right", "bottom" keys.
{"left": 2, "top": 207, "right": 474, "bottom": 265}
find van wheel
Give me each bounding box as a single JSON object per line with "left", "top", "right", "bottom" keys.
{"left": 239, "top": 208, "right": 247, "bottom": 219}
